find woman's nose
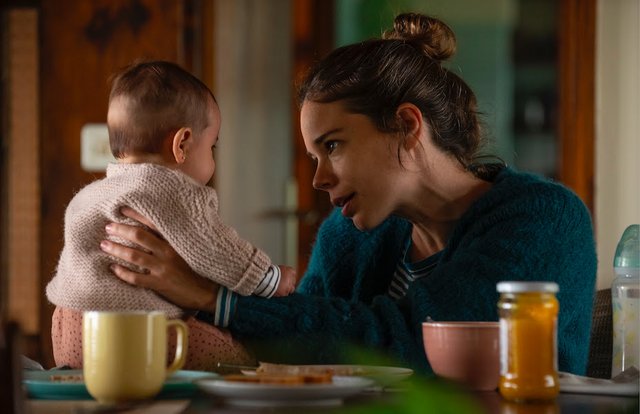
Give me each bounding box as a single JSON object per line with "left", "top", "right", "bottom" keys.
{"left": 312, "top": 161, "right": 334, "bottom": 190}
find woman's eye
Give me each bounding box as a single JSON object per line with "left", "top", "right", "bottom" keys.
{"left": 325, "top": 141, "right": 338, "bottom": 154}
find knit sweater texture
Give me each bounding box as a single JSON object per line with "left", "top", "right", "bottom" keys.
{"left": 46, "top": 163, "right": 271, "bottom": 317}
{"left": 230, "top": 168, "right": 597, "bottom": 375}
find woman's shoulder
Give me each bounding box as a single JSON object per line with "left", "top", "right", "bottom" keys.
{"left": 490, "top": 167, "right": 590, "bottom": 216}
{"left": 466, "top": 167, "right": 594, "bottom": 239}
{"left": 493, "top": 167, "right": 569, "bottom": 193}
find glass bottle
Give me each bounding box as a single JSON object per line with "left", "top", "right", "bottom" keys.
{"left": 611, "top": 224, "right": 640, "bottom": 377}
{"left": 497, "top": 281, "right": 559, "bottom": 402}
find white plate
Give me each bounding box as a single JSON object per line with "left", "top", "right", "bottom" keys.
{"left": 559, "top": 372, "right": 639, "bottom": 397}
{"left": 196, "top": 375, "right": 374, "bottom": 407}
{"left": 242, "top": 364, "right": 414, "bottom": 386}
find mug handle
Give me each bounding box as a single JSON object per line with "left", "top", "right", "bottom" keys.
{"left": 166, "top": 319, "right": 189, "bottom": 376}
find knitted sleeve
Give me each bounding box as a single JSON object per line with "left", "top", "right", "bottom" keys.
{"left": 124, "top": 167, "right": 271, "bottom": 296}
{"left": 230, "top": 210, "right": 429, "bottom": 371}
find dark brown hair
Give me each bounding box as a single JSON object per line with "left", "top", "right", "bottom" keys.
{"left": 108, "top": 60, "right": 215, "bottom": 158}
{"left": 298, "top": 13, "right": 485, "bottom": 169}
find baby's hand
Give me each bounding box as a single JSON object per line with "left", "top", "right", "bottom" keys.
{"left": 273, "top": 265, "right": 297, "bottom": 297}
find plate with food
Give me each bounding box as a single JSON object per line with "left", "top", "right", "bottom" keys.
{"left": 23, "top": 370, "right": 218, "bottom": 400}
{"left": 245, "top": 362, "right": 414, "bottom": 386}
{"left": 196, "top": 373, "right": 374, "bottom": 407}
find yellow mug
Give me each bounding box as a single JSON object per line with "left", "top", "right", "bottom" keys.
{"left": 82, "top": 311, "right": 188, "bottom": 404}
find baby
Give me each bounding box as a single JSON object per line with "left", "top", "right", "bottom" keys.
{"left": 47, "top": 60, "right": 297, "bottom": 324}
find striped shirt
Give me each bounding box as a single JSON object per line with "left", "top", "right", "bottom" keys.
{"left": 253, "top": 265, "right": 281, "bottom": 298}
{"left": 199, "top": 264, "right": 281, "bottom": 327}
{"left": 388, "top": 240, "right": 442, "bottom": 300}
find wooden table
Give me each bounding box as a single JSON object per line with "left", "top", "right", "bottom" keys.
{"left": 26, "top": 399, "right": 190, "bottom": 414}
{"left": 26, "top": 389, "right": 639, "bottom": 414}
{"left": 471, "top": 391, "right": 639, "bottom": 414}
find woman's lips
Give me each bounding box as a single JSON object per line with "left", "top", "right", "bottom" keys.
{"left": 339, "top": 194, "right": 355, "bottom": 217}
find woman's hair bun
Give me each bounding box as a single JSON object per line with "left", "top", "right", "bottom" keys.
{"left": 383, "top": 13, "right": 456, "bottom": 62}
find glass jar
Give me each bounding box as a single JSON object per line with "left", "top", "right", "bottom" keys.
{"left": 497, "top": 281, "right": 559, "bottom": 402}
{"left": 611, "top": 224, "right": 640, "bottom": 376}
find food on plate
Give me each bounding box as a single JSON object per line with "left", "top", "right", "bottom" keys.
{"left": 223, "top": 372, "right": 333, "bottom": 385}
{"left": 49, "top": 373, "right": 84, "bottom": 383}
{"left": 255, "top": 362, "right": 365, "bottom": 377}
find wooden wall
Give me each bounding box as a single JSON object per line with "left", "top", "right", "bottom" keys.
{"left": 3, "top": 8, "right": 41, "bottom": 339}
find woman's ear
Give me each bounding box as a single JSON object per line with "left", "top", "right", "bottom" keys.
{"left": 171, "top": 127, "right": 192, "bottom": 164}
{"left": 396, "top": 103, "right": 424, "bottom": 150}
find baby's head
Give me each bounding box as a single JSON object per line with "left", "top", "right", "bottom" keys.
{"left": 107, "top": 60, "right": 220, "bottom": 185}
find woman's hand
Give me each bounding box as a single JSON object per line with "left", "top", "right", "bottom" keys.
{"left": 100, "top": 207, "right": 218, "bottom": 312}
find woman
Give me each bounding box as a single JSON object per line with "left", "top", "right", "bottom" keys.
{"left": 100, "top": 13, "right": 597, "bottom": 374}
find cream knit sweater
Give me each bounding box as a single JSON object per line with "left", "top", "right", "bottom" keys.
{"left": 46, "top": 163, "right": 271, "bottom": 317}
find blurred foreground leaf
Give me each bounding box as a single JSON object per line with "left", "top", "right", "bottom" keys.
{"left": 337, "top": 377, "right": 484, "bottom": 414}
{"left": 334, "top": 347, "right": 484, "bottom": 414}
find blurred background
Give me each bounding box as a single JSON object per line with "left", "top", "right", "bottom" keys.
{"left": 1, "top": 0, "right": 637, "bottom": 367}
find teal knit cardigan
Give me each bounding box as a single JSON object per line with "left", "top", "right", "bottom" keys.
{"left": 230, "top": 168, "right": 597, "bottom": 375}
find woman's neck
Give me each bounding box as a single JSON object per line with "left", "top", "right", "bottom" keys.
{"left": 409, "top": 223, "right": 451, "bottom": 261}
{"left": 403, "top": 157, "right": 493, "bottom": 261}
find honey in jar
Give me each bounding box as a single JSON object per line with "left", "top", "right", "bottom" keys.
{"left": 497, "top": 281, "right": 560, "bottom": 402}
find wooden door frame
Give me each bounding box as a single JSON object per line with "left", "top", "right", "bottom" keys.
{"left": 558, "top": 0, "right": 596, "bottom": 213}
{"left": 292, "top": 0, "right": 335, "bottom": 274}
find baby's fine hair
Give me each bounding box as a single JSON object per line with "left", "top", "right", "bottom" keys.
{"left": 298, "top": 13, "right": 485, "bottom": 170}
{"left": 108, "top": 60, "right": 215, "bottom": 158}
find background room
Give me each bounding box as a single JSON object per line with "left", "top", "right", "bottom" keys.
{"left": 1, "top": 0, "right": 637, "bottom": 368}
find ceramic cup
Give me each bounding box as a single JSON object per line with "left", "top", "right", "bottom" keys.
{"left": 422, "top": 321, "right": 500, "bottom": 391}
{"left": 83, "top": 311, "right": 188, "bottom": 404}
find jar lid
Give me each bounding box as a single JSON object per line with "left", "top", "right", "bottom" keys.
{"left": 496, "top": 281, "right": 559, "bottom": 293}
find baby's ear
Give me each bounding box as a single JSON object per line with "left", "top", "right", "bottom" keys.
{"left": 171, "top": 127, "right": 192, "bottom": 164}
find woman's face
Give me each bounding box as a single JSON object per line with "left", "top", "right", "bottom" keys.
{"left": 301, "top": 100, "right": 408, "bottom": 230}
